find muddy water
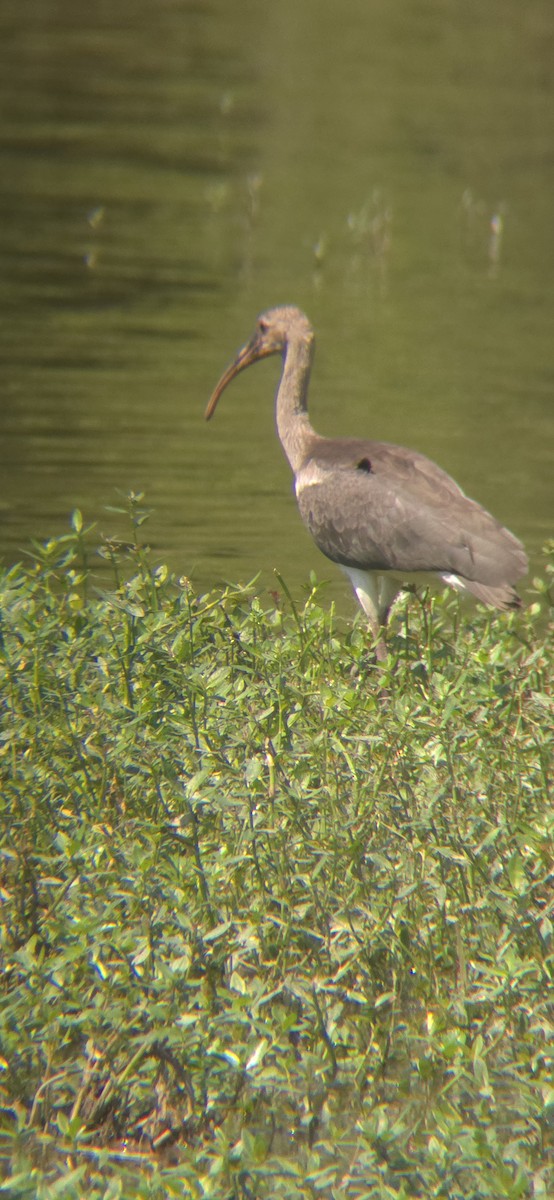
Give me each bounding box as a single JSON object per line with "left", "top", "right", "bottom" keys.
{"left": 1, "top": 0, "right": 552, "bottom": 604}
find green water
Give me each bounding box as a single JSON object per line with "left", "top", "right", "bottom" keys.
{"left": 0, "top": 0, "right": 552, "bottom": 605}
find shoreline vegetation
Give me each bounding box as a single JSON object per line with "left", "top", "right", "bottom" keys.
{"left": 1, "top": 499, "right": 552, "bottom": 1199}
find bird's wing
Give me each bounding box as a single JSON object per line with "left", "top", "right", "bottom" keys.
{"left": 295, "top": 439, "right": 527, "bottom": 587}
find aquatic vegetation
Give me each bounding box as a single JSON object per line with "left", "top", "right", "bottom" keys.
{"left": 0, "top": 507, "right": 552, "bottom": 1198}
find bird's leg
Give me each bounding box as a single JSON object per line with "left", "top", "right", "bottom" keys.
{"left": 377, "top": 575, "right": 403, "bottom": 625}
{"left": 372, "top": 625, "right": 389, "bottom": 663}
{"left": 343, "top": 568, "right": 391, "bottom": 665}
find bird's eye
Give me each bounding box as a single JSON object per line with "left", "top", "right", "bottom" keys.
{"left": 258, "top": 319, "right": 268, "bottom": 334}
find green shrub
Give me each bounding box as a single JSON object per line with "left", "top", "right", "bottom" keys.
{"left": 0, "top": 506, "right": 552, "bottom": 1198}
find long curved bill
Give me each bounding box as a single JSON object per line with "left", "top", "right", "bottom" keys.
{"left": 205, "top": 334, "right": 273, "bottom": 420}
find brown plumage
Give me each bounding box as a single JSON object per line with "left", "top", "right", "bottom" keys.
{"left": 206, "top": 305, "right": 527, "bottom": 658}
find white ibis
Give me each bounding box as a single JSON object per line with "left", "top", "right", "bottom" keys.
{"left": 205, "top": 306, "right": 527, "bottom": 659}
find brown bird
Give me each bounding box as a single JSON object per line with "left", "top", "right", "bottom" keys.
{"left": 206, "top": 306, "right": 527, "bottom": 659}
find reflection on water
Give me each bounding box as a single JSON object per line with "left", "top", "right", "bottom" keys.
{"left": 0, "top": 0, "right": 552, "bottom": 603}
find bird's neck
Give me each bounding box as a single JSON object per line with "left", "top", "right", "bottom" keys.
{"left": 275, "top": 335, "right": 316, "bottom": 473}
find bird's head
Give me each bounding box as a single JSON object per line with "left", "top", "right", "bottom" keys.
{"left": 205, "top": 306, "right": 313, "bottom": 420}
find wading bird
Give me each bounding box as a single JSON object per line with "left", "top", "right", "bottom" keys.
{"left": 205, "top": 306, "right": 527, "bottom": 659}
